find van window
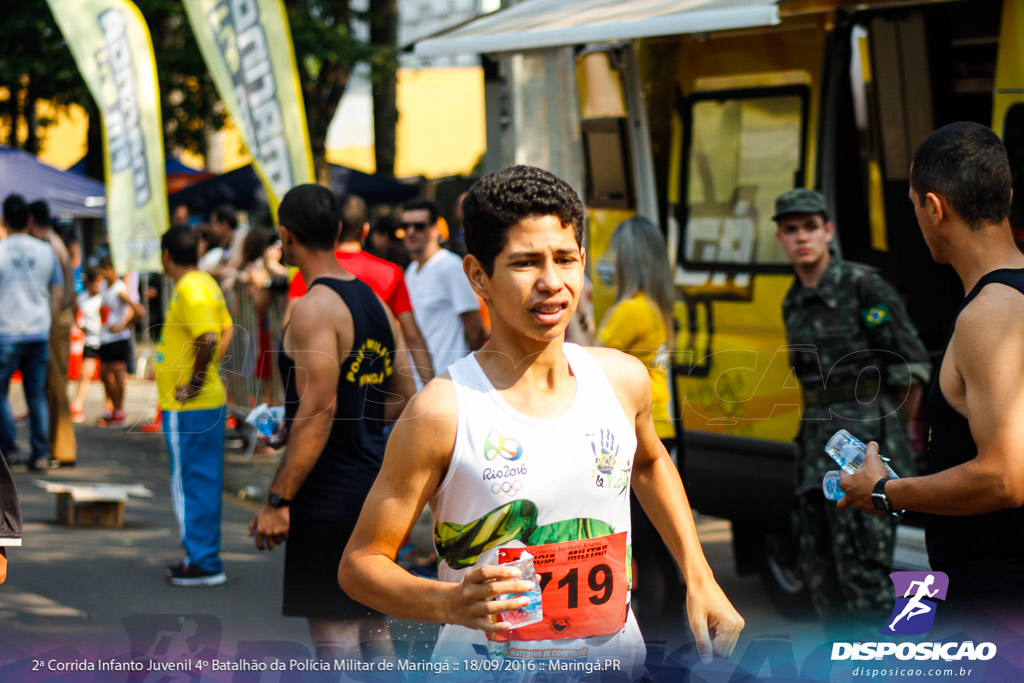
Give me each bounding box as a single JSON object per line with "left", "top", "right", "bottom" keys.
{"left": 682, "top": 89, "right": 807, "bottom": 268}
{"left": 1004, "top": 104, "right": 1024, "bottom": 249}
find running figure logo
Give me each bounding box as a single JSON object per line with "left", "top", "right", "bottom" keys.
{"left": 883, "top": 571, "right": 949, "bottom": 634}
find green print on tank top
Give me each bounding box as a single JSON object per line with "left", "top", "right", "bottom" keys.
{"left": 434, "top": 499, "right": 632, "bottom": 583}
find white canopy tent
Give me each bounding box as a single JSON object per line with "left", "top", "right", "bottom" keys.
{"left": 414, "top": 0, "right": 780, "bottom": 57}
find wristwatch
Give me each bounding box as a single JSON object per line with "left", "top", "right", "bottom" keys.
{"left": 871, "top": 478, "right": 899, "bottom": 516}
{"left": 267, "top": 493, "right": 291, "bottom": 508}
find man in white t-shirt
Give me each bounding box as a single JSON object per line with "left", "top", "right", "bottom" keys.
{"left": 403, "top": 199, "right": 486, "bottom": 376}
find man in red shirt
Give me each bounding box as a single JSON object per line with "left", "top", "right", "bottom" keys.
{"left": 288, "top": 194, "right": 434, "bottom": 383}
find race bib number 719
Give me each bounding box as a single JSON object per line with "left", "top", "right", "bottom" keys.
{"left": 498, "top": 532, "right": 628, "bottom": 641}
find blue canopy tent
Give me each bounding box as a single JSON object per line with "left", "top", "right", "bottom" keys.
{"left": 169, "top": 163, "right": 419, "bottom": 215}
{"left": 0, "top": 148, "right": 105, "bottom": 218}
{"left": 70, "top": 156, "right": 214, "bottom": 194}
{"left": 69, "top": 156, "right": 206, "bottom": 176}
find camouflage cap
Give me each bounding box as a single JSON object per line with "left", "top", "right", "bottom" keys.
{"left": 773, "top": 188, "right": 827, "bottom": 221}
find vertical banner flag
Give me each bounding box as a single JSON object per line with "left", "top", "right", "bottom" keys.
{"left": 46, "top": 0, "right": 167, "bottom": 272}
{"left": 182, "top": 0, "right": 316, "bottom": 215}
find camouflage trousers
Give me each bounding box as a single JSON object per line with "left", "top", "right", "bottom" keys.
{"left": 795, "top": 491, "right": 896, "bottom": 630}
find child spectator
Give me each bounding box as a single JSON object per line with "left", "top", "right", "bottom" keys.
{"left": 70, "top": 267, "right": 105, "bottom": 423}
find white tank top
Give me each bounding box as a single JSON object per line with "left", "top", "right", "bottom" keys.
{"left": 430, "top": 343, "right": 645, "bottom": 675}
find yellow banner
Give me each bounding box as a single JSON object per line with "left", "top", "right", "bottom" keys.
{"left": 183, "top": 0, "right": 316, "bottom": 215}
{"left": 46, "top": 0, "right": 167, "bottom": 272}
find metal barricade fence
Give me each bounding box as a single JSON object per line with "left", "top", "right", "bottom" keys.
{"left": 221, "top": 281, "right": 286, "bottom": 414}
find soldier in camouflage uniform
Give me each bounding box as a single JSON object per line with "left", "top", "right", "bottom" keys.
{"left": 774, "top": 189, "right": 931, "bottom": 629}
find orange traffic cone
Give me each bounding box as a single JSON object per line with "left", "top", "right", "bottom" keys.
{"left": 141, "top": 406, "right": 162, "bottom": 433}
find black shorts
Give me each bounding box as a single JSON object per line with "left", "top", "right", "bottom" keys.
{"left": 83, "top": 346, "right": 100, "bottom": 360}
{"left": 283, "top": 516, "right": 383, "bottom": 620}
{"left": 98, "top": 339, "right": 131, "bottom": 363}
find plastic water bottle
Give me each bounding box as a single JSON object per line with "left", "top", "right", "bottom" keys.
{"left": 497, "top": 551, "right": 544, "bottom": 629}
{"left": 822, "top": 429, "right": 899, "bottom": 499}
{"left": 246, "top": 403, "right": 284, "bottom": 439}
{"left": 824, "top": 430, "right": 899, "bottom": 476}
{"left": 822, "top": 470, "right": 845, "bottom": 501}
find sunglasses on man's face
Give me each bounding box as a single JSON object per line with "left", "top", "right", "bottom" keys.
{"left": 402, "top": 222, "right": 431, "bottom": 232}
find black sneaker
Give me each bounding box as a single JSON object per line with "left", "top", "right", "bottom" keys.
{"left": 165, "top": 562, "right": 226, "bottom": 587}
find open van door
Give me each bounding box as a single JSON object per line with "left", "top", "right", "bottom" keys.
{"left": 994, "top": 0, "right": 1024, "bottom": 249}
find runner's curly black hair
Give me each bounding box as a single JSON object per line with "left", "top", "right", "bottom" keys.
{"left": 462, "top": 165, "right": 585, "bottom": 275}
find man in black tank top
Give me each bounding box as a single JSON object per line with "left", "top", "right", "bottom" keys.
{"left": 839, "top": 122, "right": 1024, "bottom": 608}
{"left": 247, "top": 185, "right": 415, "bottom": 657}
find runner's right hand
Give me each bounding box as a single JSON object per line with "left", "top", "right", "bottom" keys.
{"left": 442, "top": 565, "right": 535, "bottom": 633}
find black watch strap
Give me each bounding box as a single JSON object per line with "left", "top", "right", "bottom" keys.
{"left": 267, "top": 493, "right": 291, "bottom": 508}
{"left": 872, "top": 477, "right": 895, "bottom": 515}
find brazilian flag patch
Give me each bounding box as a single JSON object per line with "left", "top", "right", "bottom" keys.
{"left": 862, "top": 304, "right": 890, "bottom": 328}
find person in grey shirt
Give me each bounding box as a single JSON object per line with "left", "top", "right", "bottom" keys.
{"left": 0, "top": 194, "right": 62, "bottom": 470}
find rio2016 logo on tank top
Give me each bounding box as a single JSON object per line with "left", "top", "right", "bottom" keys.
{"left": 483, "top": 430, "right": 527, "bottom": 499}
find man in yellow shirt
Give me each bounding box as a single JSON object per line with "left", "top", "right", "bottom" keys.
{"left": 157, "top": 225, "right": 233, "bottom": 586}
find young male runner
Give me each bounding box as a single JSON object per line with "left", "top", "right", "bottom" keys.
{"left": 341, "top": 166, "right": 743, "bottom": 674}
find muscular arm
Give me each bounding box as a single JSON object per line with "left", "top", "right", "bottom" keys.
{"left": 591, "top": 348, "right": 744, "bottom": 661}
{"left": 397, "top": 310, "right": 434, "bottom": 383}
{"left": 841, "top": 289, "right": 1024, "bottom": 515}
{"left": 340, "top": 381, "right": 533, "bottom": 631}
{"left": 460, "top": 309, "right": 488, "bottom": 351}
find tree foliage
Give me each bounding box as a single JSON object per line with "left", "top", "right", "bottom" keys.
{"left": 0, "top": 0, "right": 91, "bottom": 153}
{"left": 137, "top": 0, "right": 225, "bottom": 158}
{"left": 288, "top": 0, "right": 369, "bottom": 179}
{"left": 0, "top": 0, "right": 398, "bottom": 177}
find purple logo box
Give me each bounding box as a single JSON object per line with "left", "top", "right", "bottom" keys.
{"left": 882, "top": 571, "right": 950, "bottom": 635}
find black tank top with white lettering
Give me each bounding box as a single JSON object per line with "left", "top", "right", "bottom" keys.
{"left": 277, "top": 277, "right": 395, "bottom": 520}
{"left": 925, "top": 268, "right": 1024, "bottom": 598}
